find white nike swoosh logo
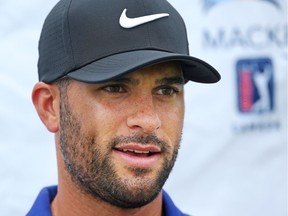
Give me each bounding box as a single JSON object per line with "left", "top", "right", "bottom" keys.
{"left": 119, "top": 8, "right": 169, "bottom": 29}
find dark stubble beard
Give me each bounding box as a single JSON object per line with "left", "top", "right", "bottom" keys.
{"left": 58, "top": 88, "right": 182, "bottom": 209}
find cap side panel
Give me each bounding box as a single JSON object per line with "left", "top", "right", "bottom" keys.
{"left": 38, "top": 0, "right": 74, "bottom": 83}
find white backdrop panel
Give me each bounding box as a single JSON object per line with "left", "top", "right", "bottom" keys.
{"left": 0, "top": 1, "right": 286, "bottom": 216}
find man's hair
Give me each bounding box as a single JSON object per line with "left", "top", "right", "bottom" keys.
{"left": 54, "top": 77, "right": 71, "bottom": 92}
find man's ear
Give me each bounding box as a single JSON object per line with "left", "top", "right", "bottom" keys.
{"left": 32, "top": 82, "right": 60, "bottom": 133}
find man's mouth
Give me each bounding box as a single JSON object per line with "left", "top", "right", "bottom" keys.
{"left": 114, "top": 144, "right": 161, "bottom": 156}
{"left": 114, "top": 148, "right": 159, "bottom": 157}
{"left": 112, "top": 144, "right": 162, "bottom": 168}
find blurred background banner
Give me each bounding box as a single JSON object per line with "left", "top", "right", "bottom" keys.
{"left": 0, "top": 1, "right": 286, "bottom": 216}
{"left": 165, "top": 1, "right": 287, "bottom": 216}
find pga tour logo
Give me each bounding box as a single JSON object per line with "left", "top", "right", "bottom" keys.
{"left": 236, "top": 58, "right": 274, "bottom": 114}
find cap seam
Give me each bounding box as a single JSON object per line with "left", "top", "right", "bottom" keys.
{"left": 65, "top": 0, "right": 75, "bottom": 75}
{"left": 143, "top": 0, "right": 152, "bottom": 47}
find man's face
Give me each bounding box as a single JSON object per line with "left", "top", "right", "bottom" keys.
{"left": 58, "top": 62, "right": 185, "bottom": 208}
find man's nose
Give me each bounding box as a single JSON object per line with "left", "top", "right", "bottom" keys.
{"left": 126, "top": 95, "right": 161, "bottom": 134}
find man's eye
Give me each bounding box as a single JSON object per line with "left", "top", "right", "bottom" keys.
{"left": 157, "top": 87, "right": 178, "bottom": 96}
{"left": 103, "top": 85, "right": 125, "bottom": 93}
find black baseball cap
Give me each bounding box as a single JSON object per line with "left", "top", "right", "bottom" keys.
{"left": 38, "top": 0, "right": 220, "bottom": 84}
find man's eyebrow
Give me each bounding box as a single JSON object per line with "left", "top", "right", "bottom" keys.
{"left": 156, "top": 76, "right": 185, "bottom": 85}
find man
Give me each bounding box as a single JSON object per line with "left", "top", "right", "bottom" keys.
{"left": 27, "top": 0, "right": 220, "bottom": 215}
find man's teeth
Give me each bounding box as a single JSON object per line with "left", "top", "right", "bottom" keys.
{"left": 121, "top": 149, "right": 150, "bottom": 154}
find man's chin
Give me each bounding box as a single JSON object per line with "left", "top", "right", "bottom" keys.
{"left": 83, "top": 176, "right": 163, "bottom": 209}
{"left": 104, "top": 187, "right": 162, "bottom": 209}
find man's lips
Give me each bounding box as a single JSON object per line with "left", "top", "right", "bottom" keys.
{"left": 113, "top": 143, "right": 162, "bottom": 168}
{"left": 114, "top": 144, "right": 161, "bottom": 154}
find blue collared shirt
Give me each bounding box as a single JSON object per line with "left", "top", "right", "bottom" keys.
{"left": 27, "top": 186, "right": 189, "bottom": 216}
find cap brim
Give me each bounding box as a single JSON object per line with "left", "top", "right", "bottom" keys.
{"left": 67, "top": 50, "right": 221, "bottom": 84}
